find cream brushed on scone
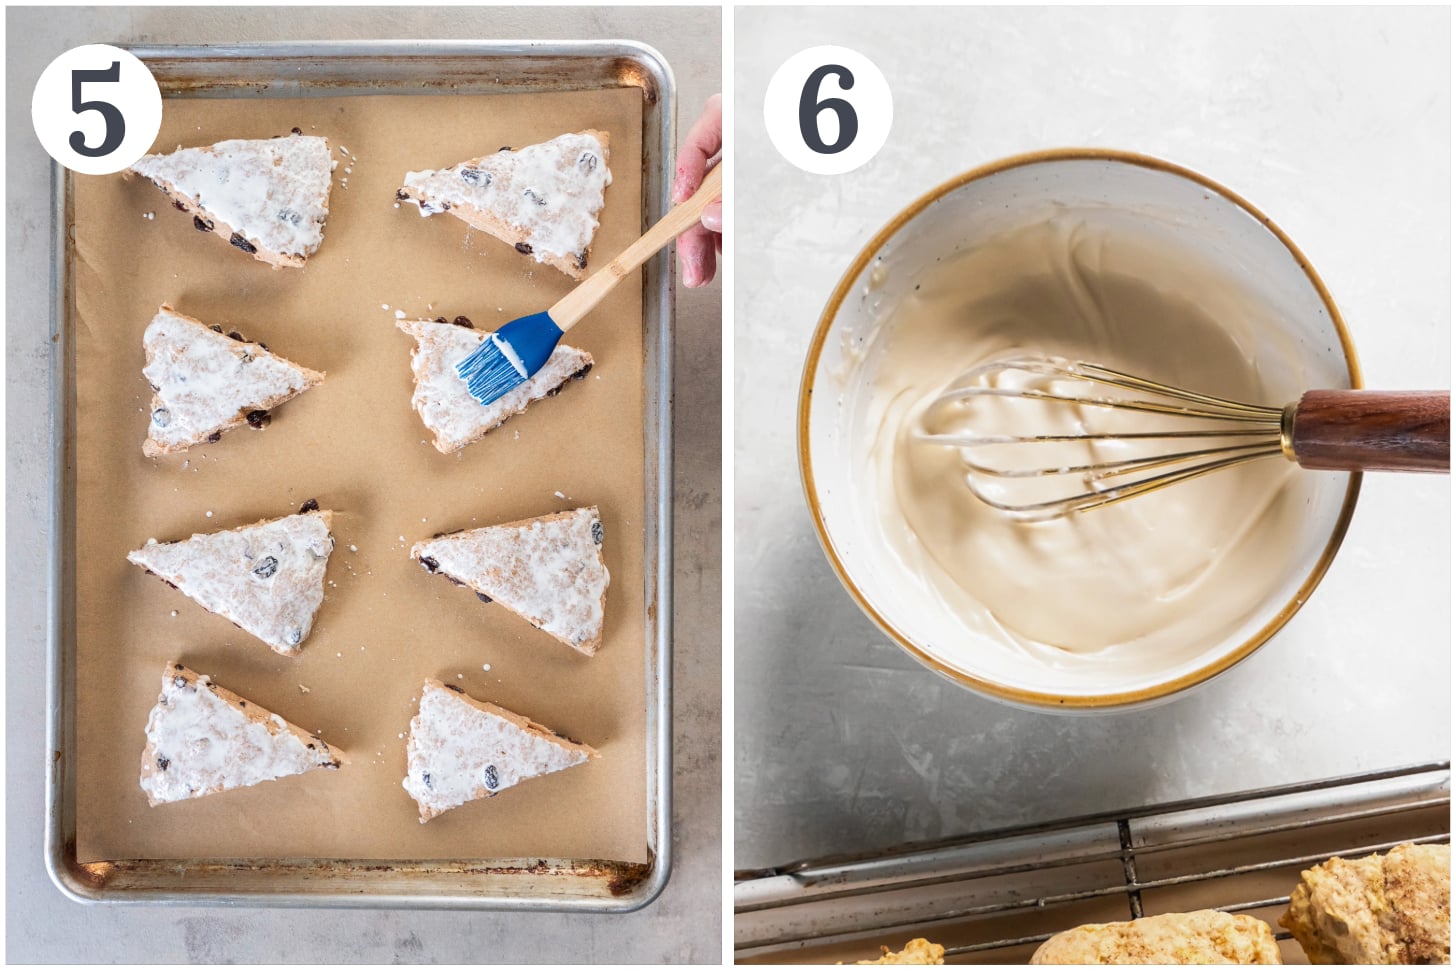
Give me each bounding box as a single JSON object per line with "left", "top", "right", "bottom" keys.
{"left": 1031, "top": 910, "right": 1283, "bottom": 964}
{"left": 402, "top": 678, "right": 598, "bottom": 822}
{"left": 140, "top": 663, "right": 342, "bottom": 806}
{"left": 411, "top": 506, "right": 609, "bottom": 655}
{"left": 127, "top": 507, "right": 335, "bottom": 656}
{"left": 396, "top": 318, "right": 592, "bottom": 454}
{"left": 142, "top": 305, "right": 324, "bottom": 456}
{"left": 129, "top": 132, "right": 333, "bottom": 268}
{"left": 396, "top": 130, "right": 611, "bottom": 280}
{"left": 1280, "top": 842, "right": 1450, "bottom": 964}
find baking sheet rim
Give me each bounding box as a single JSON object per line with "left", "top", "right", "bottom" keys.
{"left": 43, "top": 38, "right": 676, "bottom": 912}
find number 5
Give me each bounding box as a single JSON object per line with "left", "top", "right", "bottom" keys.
{"left": 798, "top": 64, "right": 859, "bottom": 155}
{"left": 69, "top": 62, "right": 126, "bottom": 158}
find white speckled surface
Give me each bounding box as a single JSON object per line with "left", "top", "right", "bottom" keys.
{"left": 734, "top": 6, "right": 1449, "bottom": 870}
{"left": 7, "top": 5, "right": 720, "bottom": 963}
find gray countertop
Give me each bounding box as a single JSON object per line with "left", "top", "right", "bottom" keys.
{"left": 5, "top": 6, "right": 721, "bottom": 963}
{"left": 733, "top": 6, "right": 1450, "bottom": 871}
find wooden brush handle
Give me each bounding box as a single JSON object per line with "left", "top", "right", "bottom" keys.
{"left": 1290, "top": 390, "right": 1450, "bottom": 471}
{"left": 550, "top": 163, "right": 724, "bottom": 331}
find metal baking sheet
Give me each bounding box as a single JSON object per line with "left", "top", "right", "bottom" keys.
{"left": 45, "top": 41, "right": 674, "bottom": 910}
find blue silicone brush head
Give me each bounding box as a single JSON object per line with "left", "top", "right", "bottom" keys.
{"left": 456, "top": 310, "right": 565, "bottom": 407}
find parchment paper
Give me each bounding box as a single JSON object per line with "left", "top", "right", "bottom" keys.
{"left": 71, "top": 86, "right": 648, "bottom": 864}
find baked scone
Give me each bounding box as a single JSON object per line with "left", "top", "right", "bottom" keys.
{"left": 129, "top": 131, "right": 332, "bottom": 268}
{"left": 142, "top": 305, "right": 324, "bottom": 456}
{"left": 1279, "top": 842, "right": 1450, "bottom": 964}
{"left": 1030, "top": 910, "right": 1283, "bottom": 964}
{"left": 402, "top": 678, "right": 599, "bottom": 822}
{"left": 396, "top": 317, "right": 591, "bottom": 453}
{"left": 397, "top": 130, "right": 611, "bottom": 280}
{"left": 411, "top": 506, "right": 609, "bottom": 655}
{"left": 127, "top": 505, "right": 335, "bottom": 656}
{"left": 140, "top": 663, "right": 342, "bottom": 806}
{"left": 851, "top": 938, "right": 946, "bottom": 965}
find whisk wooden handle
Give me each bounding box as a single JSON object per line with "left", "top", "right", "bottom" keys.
{"left": 1290, "top": 390, "right": 1450, "bottom": 472}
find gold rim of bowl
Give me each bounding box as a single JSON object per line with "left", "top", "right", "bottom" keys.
{"left": 797, "top": 147, "right": 1363, "bottom": 710}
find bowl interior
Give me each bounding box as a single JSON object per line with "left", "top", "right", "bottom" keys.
{"left": 802, "top": 152, "right": 1358, "bottom": 709}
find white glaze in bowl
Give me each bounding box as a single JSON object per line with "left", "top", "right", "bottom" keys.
{"left": 799, "top": 150, "right": 1361, "bottom": 711}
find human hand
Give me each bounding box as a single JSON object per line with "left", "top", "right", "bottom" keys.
{"left": 672, "top": 93, "right": 723, "bottom": 289}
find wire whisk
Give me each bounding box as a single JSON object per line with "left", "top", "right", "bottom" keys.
{"left": 916, "top": 357, "right": 1449, "bottom": 522}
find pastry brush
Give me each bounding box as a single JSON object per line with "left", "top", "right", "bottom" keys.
{"left": 457, "top": 163, "right": 723, "bottom": 406}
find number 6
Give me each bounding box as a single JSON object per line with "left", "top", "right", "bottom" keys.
{"left": 798, "top": 64, "right": 859, "bottom": 155}
{"left": 69, "top": 62, "right": 126, "bottom": 158}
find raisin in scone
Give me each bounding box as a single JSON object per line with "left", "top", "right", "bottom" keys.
{"left": 402, "top": 679, "right": 599, "bottom": 822}
{"left": 143, "top": 305, "right": 324, "bottom": 456}
{"left": 1031, "top": 910, "right": 1283, "bottom": 964}
{"left": 141, "top": 663, "right": 342, "bottom": 806}
{"left": 1280, "top": 842, "right": 1450, "bottom": 964}
{"left": 410, "top": 507, "right": 609, "bottom": 655}
{"left": 129, "top": 132, "right": 332, "bottom": 268}
{"left": 397, "top": 317, "right": 591, "bottom": 453}
{"left": 397, "top": 130, "right": 611, "bottom": 280}
{"left": 127, "top": 505, "right": 335, "bottom": 656}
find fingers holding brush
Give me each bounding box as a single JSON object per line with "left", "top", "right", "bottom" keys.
{"left": 678, "top": 222, "right": 719, "bottom": 289}
{"left": 673, "top": 94, "right": 723, "bottom": 288}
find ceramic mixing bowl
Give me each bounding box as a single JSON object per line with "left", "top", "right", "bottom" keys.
{"left": 799, "top": 149, "right": 1361, "bottom": 710}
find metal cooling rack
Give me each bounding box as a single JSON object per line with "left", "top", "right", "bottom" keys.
{"left": 734, "top": 762, "right": 1450, "bottom": 964}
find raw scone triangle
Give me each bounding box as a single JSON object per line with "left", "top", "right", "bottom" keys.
{"left": 411, "top": 506, "right": 609, "bottom": 655}
{"left": 402, "top": 678, "right": 598, "bottom": 822}
{"left": 140, "top": 663, "right": 343, "bottom": 806}
{"left": 397, "top": 317, "right": 592, "bottom": 454}
{"left": 397, "top": 130, "right": 611, "bottom": 280}
{"left": 127, "top": 507, "right": 335, "bottom": 656}
{"left": 130, "top": 132, "right": 333, "bottom": 268}
{"left": 143, "top": 305, "right": 324, "bottom": 457}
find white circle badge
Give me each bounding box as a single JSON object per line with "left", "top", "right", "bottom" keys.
{"left": 763, "top": 45, "right": 893, "bottom": 176}
{"left": 32, "top": 44, "right": 163, "bottom": 175}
